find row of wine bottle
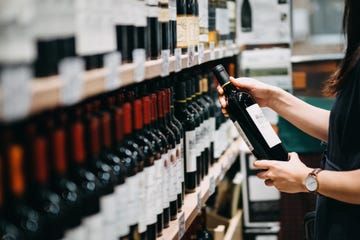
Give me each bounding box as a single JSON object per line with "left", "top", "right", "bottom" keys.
{"left": 0, "top": 0, "right": 237, "bottom": 79}
{"left": 0, "top": 60, "right": 239, "bottom": 240}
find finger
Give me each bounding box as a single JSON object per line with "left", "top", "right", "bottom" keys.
{"left": 264, "top": 179, "right": 274, "bottom": 186}
{"left": 216, "top": 85, "right": 224, "bottom": 95}
{"left": 230, "top": 77, "right": 256, "bottom": 90}
{"left": 219, "top": 96, "right": 227, "bottom": 108}
{"left": 256, "top": 170, "right": 268, "bottom": 179}
{"left": 253, "top": 160, "right": 275, "bottom": 169}
{"left": 221, "top": 108, "right": 229, "bottom": 117}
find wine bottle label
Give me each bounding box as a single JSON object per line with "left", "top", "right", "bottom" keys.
{"left": 126, "top": 175, "right": 139, "bottom": 226}
{"left": 162, "top": 153, "right": 170, "bottom": 208}
{"left": 144, "top": 165, "right": 157, "bottom": 225}
{"left": 135, "top": 0, "right": 147, "bottom": 27}
{"left": 209, "top": 117, "right": 216, "bottom": 144}
{"left": 215, "top": 8, "right": 230, "bottom": 35}
{"left": 234, "top": 121, "right": 254, "bottom": 151}
{"left": 169, "top": 148, "right": 178, "bottom": 201}
{"left": 227, "top": 1, "right": 236, "bottom": 34}
{"left": 158, "top": 6, "right": 169, "bottom": 23}
{"left": 176, "top": 15, "right": 188, "bottom": 48}
{"left": 198, "top": 0, "right": 209, "bottom": 28}
{"left": 195, "top": 126, "right": 202, "bottom": 157}
{"left": 65, "top": 224, "right": 86, "bottom": 240}
{"left": 146, "top": 4, "right": 159, "bottom": 18}
{"left": 246, "top": 104, "right": 281, "bottom": 148}
{"left": 176, "top": 143, "right": 183, "bottom": 194}
{"left": 168, "top": 0, "right": 177, "bottom": 21}
{"left": 137, "top": 170, "right": 147, "bottom": 233}
{"left": 100, "top": 193, "right": 117, "bottom": 240}
{"left": 185, "top": 130, "right": 197, "bottom": 172}
{"left": 154, "top": 158, "right": 163, "bottom": 215}
{"left": 180, "top": 141, "right": 185, "bottom": 182}
{"left": 115, "top": 184, "right": 130, "bottom": 237}
{"left": 83, "top": 212, "right": 103, "bottom": 240}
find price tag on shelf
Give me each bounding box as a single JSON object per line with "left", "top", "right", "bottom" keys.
{"left": 59, "top": 57, "right": 84, "bottom": 106}
{"left": 178, "top": 212, "right": 185, "bottom": 240}
{"left": 133, "top": 48, "right": 146, "bottom": 82}
{"left": 104, "top": 52, "right": 121, "bottom": 91}
{"left": 218, "top": 41, "right": 224, "bottom": 59}
{"left": 174, "top": 48, "right": 182, "bottom": 72}
{"left": 219, "top": 163, "right": 225, "bottom": 181}
{"left": 209, "top": 42, "right": 215, "bottom": 60}
{"left": 197, "top": 190, "right": 202, "bottom": 213}
{"left": 225, "top": 40, "right": 233, "bottom": 57}
{"left": 198, "top": 43, "right": 204, "bottom": 64}
{"left": 209, "top": 176, "right": 215, "bottom": 196}
{"left": 161, "top": 49, "right": 170, "bottom": 77}
{"left": 0, "top": 65, "right": 32, "bottom": 121}
{"left": 187, "top": 45, "right": 195, "bottom": 67}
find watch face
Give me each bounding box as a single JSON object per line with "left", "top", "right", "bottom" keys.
{"left": 305, "top": 175, "right": 318, "bottom": 192}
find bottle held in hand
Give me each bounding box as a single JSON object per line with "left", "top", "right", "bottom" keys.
{"left": 212, "top": 64, "right": 288, "bottom": 161}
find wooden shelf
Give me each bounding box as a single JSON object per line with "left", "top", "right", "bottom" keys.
{"left": 0, "top": 44, "right": 243, "bottom": 121}
{"left": 157, "top": 137, "right": 242, "bottom": 240}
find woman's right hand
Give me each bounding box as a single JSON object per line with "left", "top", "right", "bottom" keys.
{"left": 216, "top": 76, "right": 279, "bottom": 116}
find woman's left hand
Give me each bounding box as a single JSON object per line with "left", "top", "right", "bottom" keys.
{"left": 253, "top": 152, "right": 312, "bottom": 193}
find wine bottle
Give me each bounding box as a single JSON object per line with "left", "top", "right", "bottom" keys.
{"left": 208, "top": 0, "right": 218, "bottom": 45}
{"left": 168, "top": 0, "right": 177, "bottom": 54}
{"left": 198, "top": 0, "right": 209, "bottom": 46}
{"left": 227, "top": 0, "right": 236, "bottom": 40}
{"left": 159, "top": 0, "right": 171, "bottom": 51}
{"left": 146, "top": 0, "right": 161, "bottom": 59}
{"left": 174, "top": 79, "right": 197, "bottom": 193}
{"left": 176, "top": 0, "right": 188, "bottom": 51}
{"left": 25, "top": 123, "right": 67, "bottom": 239}
{"left": 135, "top": 0, "right": 148, "bottom": 51}
{"left": 212, "top": 64, "right": 288, "bottom": 161}
{"left": 196, "top": 205, "right": 214, "bottom": 240}
{"left": 241, "top": 0, "right": 252, "bottom": 32}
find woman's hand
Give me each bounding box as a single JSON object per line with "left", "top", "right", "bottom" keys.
{"left": 216, "top": 77, "right": 279, "bottom": 116}
{"left": 253, "top": 152, "right": 312, "bottom": 193}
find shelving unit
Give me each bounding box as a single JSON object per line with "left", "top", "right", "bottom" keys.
{"left": 158, "top": 137, "right": 243, "bottom": 240}
{"left": 4, "top": 44, "right": 242, "bottom": 120}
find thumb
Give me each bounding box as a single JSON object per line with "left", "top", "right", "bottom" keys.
{"left": 230, "top": 77, "right": 256, "bottom": 91}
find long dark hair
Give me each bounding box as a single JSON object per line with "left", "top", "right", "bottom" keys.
{"left": 323, "top": 0, "right": 360, "bottom": 96}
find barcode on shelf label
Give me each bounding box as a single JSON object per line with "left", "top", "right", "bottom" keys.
{"left": 209, "top": 176, "right": 215, "bottom": 196}
{"left": 161, "top": 49, "right": 170, "bottom": 77}
{"left": 209, "top": 42, "right": 215, "bottom": 60}
{"left": 59, "top": 57, "right": 84, "bottom": 106}
{"left": 104, "top": 52, "right": 121, "bottom": 91}
{"left": 133, "top": 49, "right": 146, "bottom": 82}
{"left": 198, "top": 43, "right": 204, "bottom": 64}
{"left": 175, "top": 48, "right": 182, "bottom": 72}
{"left": 178, "top": 212, "right": 185, "bottom": 240}
{"left": 197, "top": 190, "right": 202, "bottom": 213}
{"left": 0, "top": 65, "right": 32, "bottom": 121}
{"left": 187, "top": 45, "right": 195, "bottom": 67}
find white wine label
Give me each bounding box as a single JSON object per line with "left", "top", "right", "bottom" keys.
{"left": 198, "top": 0, "right": 209, "bottom": 28}
{"left": 100, "top": 194, "right": 117, "bottom": 240}
{"left": 185, "top": 130, "right": 197, "bottom": 172}
{"left": 162, "top": 153, "right": 170, "bottom": 208}
{"left": 104, "top": 52, "right": 121, "bottom": 91}
{"left": 65, "top": 224, "right": 86, "bottom": 240}
{"left": 169, "top": 0, "right": 177, "bottom": 21}
{"left": 187, "top": 45, "right": 195, "bottom": 67}
{"left": 209, "top": 41, "right": 215, "bottom": 60}
{"left": 246, "top": 104, "right": 281, "bottom": 148}
{"left": 59, "top": 57, "right": 84, "bottom": 106}
{"left": 154, "top": 158, "right": 164, "bottom": 214}
{"left": 115, "top": 184, "right": 130, "bottom": 237}
{"left": 198, "top": 43, "right": 204, "bottom": 64}
{"left": 176, "top": 16, "right": 188, "bottom": 48}
{"left": 83, "top": 213, "right": 103, "bottom": 240}
{"left": 161, "top": 49, "right": 170, "bottom": 77}
{"left": 145, "top": 165, "right": 157, "bottom": 225}
{"left": 0, "top": 65, "right": 31, "bottom": 122}
{"left": 133, "top": 48, "right": 146, "bottom": 82}
{"left": 180, "top": 141, "right": 185, "bottom": 182}
{"left": 174, "top": 48, "right": 182, "bottom": 72}
{"left": 234, "top": 121, "right": 254, "bottom": 151}
{"left": 126, "top": 175, "right": 139, "bottom": 226}
{"left": 209, "top": 175, "right": 215, "bottom": 196}
{"left": 176, "top": 143, "right": 183, "bottom": 194}
{"left": 169, "top": 148, "right": 178, "bottom": 201}
{"left": 137, "top": 170, "right": 147, "bottom": 233}
{"left": 197, "top": 190, "right": 202, "bottom": 213}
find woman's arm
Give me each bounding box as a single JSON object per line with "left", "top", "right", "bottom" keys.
{"left": 269, "top": 87, "right": 330, "bottom": 142}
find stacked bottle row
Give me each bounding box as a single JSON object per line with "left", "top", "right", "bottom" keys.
{"left": 0, "top": 0, "right": 236, "bottom": 78}
{"left": 0, "top": 61, "right": 238, "bottom": 240}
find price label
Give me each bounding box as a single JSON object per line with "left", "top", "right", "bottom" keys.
{"left": 59, "top": 57, "right": 84, "bottom": 106}
{"left": 218, "top": 41, "right": 224, "bottom": 59}
{"left": 197, "top": 190, "right": 202, "bottom": 213}
{"left": 209, "top": 42, "right": 215, "bottom": 60}
{"left": 133, "top": 49, "right": 146, "bottom": 82}
{"left": 209, "top": 176, "right": 215, "bottom": 196}
{"left": 219, "top": 163, "right": 225, "bottom": 181}
{"left": 104, "top": 52, "right": 121, "bottom": 91}
{"left": 178, "top": 212, "right": 185, "bottom": 240}
{"left": 225, "top": 40, "right": 233, "bottom": 57}
{"left": 187, "top": 45, "right": 195, "bottom": 67}
{"left": 0, "top": 65, "right": 32, "bottom": 121}
{"left": 161, "top": 49, "right": 170, "bottom": 77}
{"left": 198, "top": 43, "right": 204, "bottom": 64}
{"left": 174, "top": 48, "right": 182, "bottom": 72}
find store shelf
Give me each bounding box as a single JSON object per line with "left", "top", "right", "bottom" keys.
{"left": 0, "top": 44, "right": 243, "bottom": 121}
{"left": 158, "top": 137, "right": 242, "bottom": 240}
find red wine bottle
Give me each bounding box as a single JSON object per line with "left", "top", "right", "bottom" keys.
{"left": 212, "top": 64, "right": 288, "bottom": 161}
{"left": 174, "top": 79, "right": 197, "bottom": 193}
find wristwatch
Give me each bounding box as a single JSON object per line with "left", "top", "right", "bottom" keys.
{"left": 305, "top": 168, "right": 323, "bottom": 193}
